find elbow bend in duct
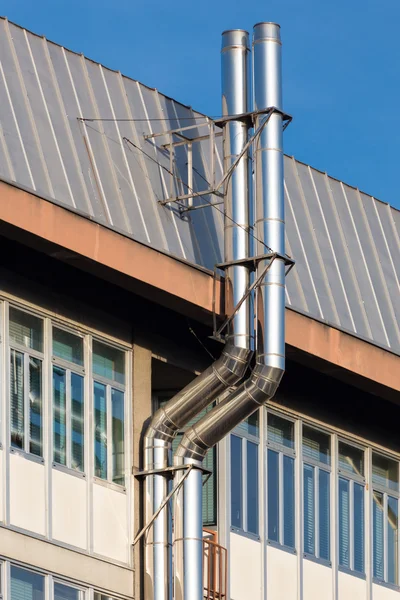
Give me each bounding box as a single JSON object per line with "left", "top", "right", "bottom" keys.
{"left": 174, "top": 362, "right": 283, "bottom": 463}
{"left": 144, "top": 340, "right": 252, "bottom": 451}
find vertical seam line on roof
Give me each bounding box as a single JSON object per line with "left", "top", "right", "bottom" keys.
{"left": 153, "top": 89, "right": 187, "bottom": 260}
{"left": 284, "top": 174, "right": 319, "bottom": 317}
{"left": 0, "top": 118, "right": 15, "bottom": 181}
{"left": 0, "top": 61, "right": 31, "bottom": 186}
{"left": 24, "top": 31, "right": 75, "bottom": 208}
{"left": 136, "top": 82, "right": 173, "bottom": 255}
{"left": 61, "top": 47, "right": 112, "bottom": 224}
{"left": 323, "top": 173, "right": 372, "bottom": 339}
{"left": 118, "top": 74, "right": 169, "bottom": 251}
{"left": 81, "top": 59, "right": 133, "bottom": 234}
{"left": 292, "top": 158, "right": 338, "bottom": 322}
{"left": 99, "top": 65, "right": 150, "bottom": 243}
{"left": 309, "top": 167, "right": 356, "bottom": 333}
{"left": 5, "top": 20, "right": 53, "bottom": 196}
{"left": 356, "top": 190, "right": 400, "bottom": 346}
{"left": 42, "top": 38, "right": 93, "bottom": 216}
{"left": 341, "top": 183, "right": 390, "bottom": 347}
{"left": 387, "top": 205, "right": 400, "bottom": 252}
{"left": 284, "top": 233, "right": 308, "bottom": 312}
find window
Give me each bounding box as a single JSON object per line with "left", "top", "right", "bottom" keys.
{"left": 338, "top": 441, "right": 365, "bottom": 574}
{"left": 302, "top": 425, "right": 331, "bottom": 561}
{"left": 54, "top": 582, "right": 81, "bottom": 600}
{"left": 372, "top": 452, "right": 399, "bottom": 585}
{"left": 157, "top": 397, "right": 216, "bottom": 526}
{"left": 267, "top": 413, "right": 295, "bottom": 548}
{"left": 93, "top": 340, "right": 125, "bottom": 486}
{"left": 52, "top": 327, "right": 85, "bottom": 471}
{"left": 11, "top": 566, "right": 44, "bottom": 600}
{"left": 230, "top": 411, "right": 259, "bottom": 535}
{"left": 9, "top": 307, "right": 44, "bottom": 457}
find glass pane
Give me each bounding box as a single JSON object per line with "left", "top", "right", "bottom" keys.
{"left": 267, "top": 414, "right": 294, "bottom": 450}
{"left": 53, "top": 328, "right": 83, "bottom": 366}
{"left": 303, "top": 426, "right": 330, "bottom": 465}
{"left": 112, "top": 388, "right": 125, "bottom": 485}
{"left": 338, "top": 442, "right": 364, "bottom": 477}
{"left": 11, "top": 566, "right": 44, "bottom": 600}
{"left": 53, "top": 366, "right": 67, "bottom": 465}
{"left": 231, "top": 435, "right": 243, "bottom": 529}
{"left": 247, "top": 441, "right": 259, "bottom": 535}
{"left": 268, "top": 449, "right": 279, "bottom": 542}
{"left": 338, "top": 477, "right": 350, "bottom": 568}
{"left": 387, "top": 496, "right": 398, "bottom": 585}
{"left": 93, "top": 340, "right": 124, "bottom": 384}
{"left": 319, "top": 470, "right": 330, "bottom": 561}
{"left": 202, "top": 446, "right": 216, "bottom": 526}
{"left": 373, "top": 491, "right": 384, "bottom": 580}
{"left": 71, "top": 373, "right": 84, "bottom": 471}
{"left": 372, "top": 453, "right": 399, "bottom": 492}
{"left": 354, "top": 483, "right": 365, "bottom": 573}
{"left": 303, "top": 464, "right": 315, "bottom": 555}
{"left": 235, "top": 410, "right": 259, "bottom": 438}
{"left": 9, "top": 308, "right": 43, "bottom": 352}
{"left": 10, "top": 349, "right": 24, "bottom": 449}
{"left": 283, "top": 455, "right": 295, "bottom": 547}
{"left": 29, "top": 357, "right": 42, "bottom": 456}
{"left": 94, "top": 381, "right": 107, "bottom": 479}
{"left": 54, "top": 583, "right": 80, "bottom": 600}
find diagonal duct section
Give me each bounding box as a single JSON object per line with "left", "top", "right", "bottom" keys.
{"left": 142, "top": 30, "right": 252, "bottom": 600}
{"left": 173, "top": 22, "right": 287, "bottom": 600}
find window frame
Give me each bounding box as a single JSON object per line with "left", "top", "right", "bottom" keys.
{"left": 301, "top": 423, "right": 332, "bottom": 564}
{"left": 266, "top": 409, "right": 296, "bottom": 551}
{"left": 8, "top": 304, "right": 45, "bottom": 460}
{"left": 336, "top": 437, "right": 366, "bottom": 576}
{"left": 51, "top": 324, "right": 86, "bottom": 475}
{"left": 91, "top": 335, "right": 127, "bottom": 489}
{"left": 230, "top": 415, "right": 260, "bottom": 538}
{"left": 371, "top": 450, "right": 400, "bottom": 586}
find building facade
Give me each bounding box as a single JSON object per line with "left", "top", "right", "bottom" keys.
{"left": 0, "top": 16, "right": 398, "bottom": 600}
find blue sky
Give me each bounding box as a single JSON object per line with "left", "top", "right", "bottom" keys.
{"left": 2, "top": 0, "right": 400, "bottom": 208}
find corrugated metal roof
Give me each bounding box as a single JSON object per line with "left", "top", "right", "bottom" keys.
{"left": 0, "top": 17, "right": 399, "bottom": 357}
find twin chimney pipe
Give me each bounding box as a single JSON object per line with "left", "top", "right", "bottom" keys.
{"left": 142, "top": 22, "right": 287, "bottom": 600}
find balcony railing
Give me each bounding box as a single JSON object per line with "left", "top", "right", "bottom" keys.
{"left": 203, "top": 529, "right": 227, "bottom": 600}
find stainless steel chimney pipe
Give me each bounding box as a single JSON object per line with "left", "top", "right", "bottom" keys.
{"left": 173, "top": 22, "right": 286, "bottom": 600}
{"left": 142, "top": 31, "right": 252, "bottom": 600}
{"left": 172, "top": 30, "right": 252, "bottom": 600}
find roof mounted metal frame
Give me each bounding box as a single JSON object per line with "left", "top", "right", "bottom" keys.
{"left": 143, "top": 107, "right": 292, "bottom": 211}
{"left": 212, "top": 252, "right": 295, "bottom": 342}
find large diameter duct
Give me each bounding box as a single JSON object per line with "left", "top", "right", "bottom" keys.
{"left": 173, "top": 22, "right": 286, "bottom": 600}
{"left": 172, "top": 30, "right": 252, "bottom": 600}
{"left": 142, "top": 29, "right": 252, "bottom": 600}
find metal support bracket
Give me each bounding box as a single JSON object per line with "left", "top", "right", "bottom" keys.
{"left": 212, "top": 252, "right": 295, "bottom": 342}
{"left": 143, "top": 107, "right": 292, "bottom": 211}
{"left": 133, "top": 463, "right": 212, "bottom": 546}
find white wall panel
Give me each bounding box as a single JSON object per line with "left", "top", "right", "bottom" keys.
{"left": 92, "top": 482, "right": 129, "bottom": 564}
{"left": 230, "top": 533, "right": 262, "bottom": 600}
{"left": 338, "top": 570, "right": 367, "bottom": 600}
{"left": 0, "top": 448, "right": 4, "bottom": 522}
{"left": 266, "top": 545, "right": 297, "bottom": 600}
{"left": 52, "top": 468, "right": 88, "bottom": 549}
{"left": 303, "top": 559, "right": 333, "bottom": 600}
{"left": 9, "top": 452, "right": 46, "bottom": 535}
{"left": 372, "top": 583, "right": 400, "bottom": 600}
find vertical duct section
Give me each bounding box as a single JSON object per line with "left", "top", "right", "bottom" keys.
{"left": 142, "top": 33, "right": 252, "bottom": 600}
{"left": 253, "top": 22, "right": 285, "bottom": 378}
{"left": 173, "top": 22, "right": 286, "bottom": 600}
{"left": 172, "top": 30, "right": 251, "bottom": 600}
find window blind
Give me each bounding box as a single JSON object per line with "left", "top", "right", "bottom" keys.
{"left": 9, "top": 308, "right": 43, "bottom": 352}
{"left": 283, "top": 455, "right": 295, "bottom": 547}
{"left": 319, "top": 469, "right": 330, "bottom": 561}
{"left": 373, "top": 491, "right": 384, "bottom": 579}
{"left": 353, "top": 483, "right": 364, "bottom": 573}
{"left": 303, "top": 464, "right": 315, "bottom": 555}
{"left": 339, "top": 477, "right": 350, "bottom": 568}
{"left": 10, "top": 567, "right": 44, "bottom": 600}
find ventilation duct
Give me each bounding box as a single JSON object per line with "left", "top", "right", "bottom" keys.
{"left": 142, "top": 29, "right": 252, "bottom": 600}
{"left": 172, "top": 22, "right": 287, "bottom": 600}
